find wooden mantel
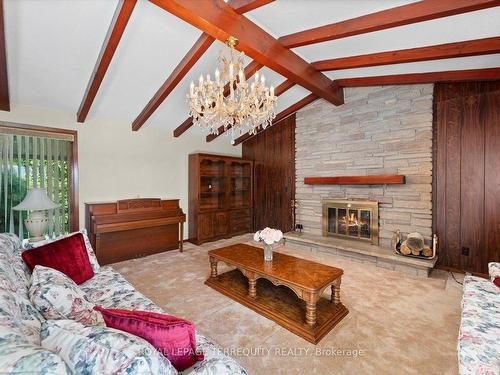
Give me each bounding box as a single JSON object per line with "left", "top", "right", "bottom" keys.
{"left": 304, "top": 175, "right": 406, "bottom": 185}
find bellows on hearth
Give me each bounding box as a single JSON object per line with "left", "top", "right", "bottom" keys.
{"left": 392, "top": 230, "right": 437, "bottom": 260}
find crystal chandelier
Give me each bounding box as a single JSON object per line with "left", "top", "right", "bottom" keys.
{"left": 187, "top": 37, "right": 277, "bottom": 143}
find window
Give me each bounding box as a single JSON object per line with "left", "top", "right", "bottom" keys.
{"left": 0, "top": 122, "right": 78, "bottom": 238}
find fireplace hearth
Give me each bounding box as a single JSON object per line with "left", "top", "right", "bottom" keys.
{"left": 322, "top": 199, "right": 379, "bottom": 245}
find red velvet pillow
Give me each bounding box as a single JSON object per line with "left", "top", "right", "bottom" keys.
{"left": 494, "top": 277, "right": 500, "bottom": 288}
{"left": 22, "top": 233, "right": 94, "bottom": 284}
{"left": 94, "top": 306, "right": 204, "bottom": 371}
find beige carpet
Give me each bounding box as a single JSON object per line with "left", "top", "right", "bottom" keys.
{"left": 111, "top": 234, "right": 463, "bottom": 375}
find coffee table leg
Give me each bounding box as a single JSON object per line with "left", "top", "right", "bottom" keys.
{"left": 248, "top": 276, "right": 257, "bottom": 298}
{"left": 331, "top": 277, "right": 341, "bottom": 305}
{"left": 209, "top": 257, "right": 218, "bottom": 278}
{"left": 306, "top": 302, "right": 317, "bottom": 326}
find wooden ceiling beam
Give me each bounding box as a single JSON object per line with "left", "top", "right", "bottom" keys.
{"left": 206, "top": 78, "right": 295, "bottom": 142}
{"left": 77, "top": 0, "right": 137, "bottom": 123}
{"left": 313, "top": 36, "right": 500, "bottom": 71}
{"left": 336, "top": 68, "right": 500, "bottom": 87}
{"left": 0, "top": 0, "right": 9, "bottom": 111}
{"left": 173, "top": 60, "right": 262, "bottom": 138}
{"left": 173, "top": 117, "right": 194, "bottom": 138}
{"left": 233, "top": 93, "right": 318, "bottom": 146}
{"left": 279, "top": 0, "right": 500, "bottom": 48}
{"left": 133, "top": 0, "right": 272, "bottom": 132}
{"left": 150, "top": 0, "right": 344, "bottom": 106}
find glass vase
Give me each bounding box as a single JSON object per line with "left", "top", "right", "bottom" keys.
{"left": 263, "top": 243, "right": 273, "bottom": 262}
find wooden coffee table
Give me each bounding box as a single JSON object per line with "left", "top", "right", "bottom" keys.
{"left": 205, "top": 243, "right": 348, "bottom": 344}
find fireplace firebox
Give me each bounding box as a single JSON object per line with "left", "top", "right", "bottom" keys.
{"left": 322, "top": 200, "right": 379, "bottom": 245}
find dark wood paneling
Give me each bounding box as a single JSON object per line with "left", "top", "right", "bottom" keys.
{"left": 484, "top": 89, "right": 500, "bottom": 267}
{"left": 461, "top": 93, "right": 485, "bottom": 272}
{"left": 243, "top": 114, "right": 295, "bottom": 232}
{"left": 433, "top": 81, "right": 500, "bottom": 274}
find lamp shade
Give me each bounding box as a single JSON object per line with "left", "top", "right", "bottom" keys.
{"left": 12, "top": 188, "right": 58, "bottom": 211}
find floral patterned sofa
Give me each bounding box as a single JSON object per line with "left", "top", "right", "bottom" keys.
{"left": 457, "top": 262, "right": 500, "bottom": 375}
{"left": 0, "top": 232, "right": 247, "bottom": 374}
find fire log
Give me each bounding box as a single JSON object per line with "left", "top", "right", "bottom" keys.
{"left": 422, "top": 247, "right": 433, "bottom": 257}
{"left": 400, "top": 243, "right": 411, "bottom": 255}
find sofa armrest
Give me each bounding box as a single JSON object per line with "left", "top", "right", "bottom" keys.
{"left": 488, "top": 262, "right": 500, "bottom": 281}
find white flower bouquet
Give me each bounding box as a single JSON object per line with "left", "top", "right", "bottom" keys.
{"left": 253, "top": 227, "right": 283, "bottom": 245}
{"left": 253, "top": 227, "right": 283, "bottom": 261}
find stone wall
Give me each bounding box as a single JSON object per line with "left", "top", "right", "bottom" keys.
{"left": 295, "top": 84, "right": 433, "bottom": 248}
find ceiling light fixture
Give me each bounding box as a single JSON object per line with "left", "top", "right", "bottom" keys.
{"left": 187, "top": 37, "right": 277, "bottom": 143}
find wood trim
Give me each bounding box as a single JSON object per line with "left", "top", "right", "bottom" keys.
{"left": 77, "top": 0, "right": 137, "bottom": 123}
{"left": 150, "top": 0, "right": 344, "bottom": 106}
{"left": 0, "top": 0, "right": 9, "bottom": 111}
{"left": 70, "top": 131, "right": 79, "bottom": 232}
{"left": 0, "top": 126, "right": 74, "bottom": 141}
{"left": 138, "top": 1, "right": 273, "bottom": 133}
{"left": 313, "top": 36, "right": 500, "bottom": 71}
{"left": 0, "top": 121, "right": 79, "bottom": 231}
{"left": 304, "top": 175, "right": 406, "bottom": 185}
{"left": 233, "top": 93, "right": 318, "bottom": 145}
{"left": 279, "top": 0, "right": 500, "bottom": 48}
{"left": 0, "top": 121, "right": 77, "bottom": 137}
{"left": 336, "top": 68, "right": 500, "bottom": 87}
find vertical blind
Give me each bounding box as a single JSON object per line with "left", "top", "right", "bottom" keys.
{"left": 0, "top": 132, "right": 72, "bottom": 238}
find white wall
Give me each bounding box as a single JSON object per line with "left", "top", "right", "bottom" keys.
{"left": 0, "top": 105, "right": 241, "bottom": 238}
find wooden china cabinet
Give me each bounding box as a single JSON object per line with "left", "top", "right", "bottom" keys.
{"left": 188, "top": 153, "right": 253, "bottom": 245}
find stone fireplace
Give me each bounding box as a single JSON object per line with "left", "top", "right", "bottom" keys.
{"left": 284, "top": 84, "right": 437, "bottom": 277}
{"left": 294, "top": 84, "right": 433, "bottom": 249}
{"left": 322, "top": 199, "right": 379, "bottom": 245}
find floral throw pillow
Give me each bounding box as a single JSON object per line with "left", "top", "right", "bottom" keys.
{"left": 41, "top": 320, "right": 177, "bottom": 375}
{"left": 29, "top": 265, "right": 104, "bottom": 326}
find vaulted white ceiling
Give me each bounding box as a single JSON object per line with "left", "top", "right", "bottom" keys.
{"left": 4, "top": 0, "right": 500, "bottom": 135}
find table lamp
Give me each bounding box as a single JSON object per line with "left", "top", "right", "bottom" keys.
{"left": 12, "top": 188, "right": 58, "bottom": 242}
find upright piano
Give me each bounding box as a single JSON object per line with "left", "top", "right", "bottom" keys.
{"left": 85, "top": 198, "right": 185, "bottom": 265}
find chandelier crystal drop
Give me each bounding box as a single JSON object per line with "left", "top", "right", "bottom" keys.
{"left": 187, "top": 36, "right": 277, "bottom": 143}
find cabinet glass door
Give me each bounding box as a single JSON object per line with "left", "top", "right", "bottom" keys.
{"left": 199, "top": 158, "right": 226, "bottom": 211}
{"left": 229, "top": 161, "right": 251, "bottom": 208}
